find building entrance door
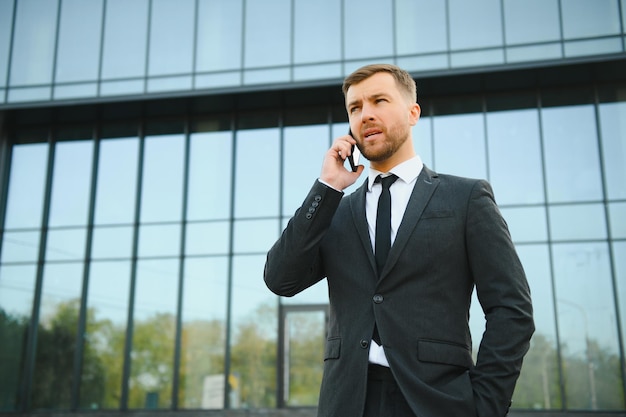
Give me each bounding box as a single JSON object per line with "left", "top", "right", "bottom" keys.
{"left": 277, "top": 304, "right": 329, "bottom": 408}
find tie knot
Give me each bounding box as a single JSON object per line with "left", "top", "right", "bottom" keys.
{"left": 375, "top": 174, "right": 398, "bottom": 190}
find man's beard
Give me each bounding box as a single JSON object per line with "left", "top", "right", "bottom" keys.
{"left": 357, "top": 124, "right": 410, "bottom": 162}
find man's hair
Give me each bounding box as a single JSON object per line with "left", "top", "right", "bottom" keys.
{"left": 342, "top": 64, "right": 417, "bottom": 103}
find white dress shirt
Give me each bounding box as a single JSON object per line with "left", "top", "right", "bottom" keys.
{"left": 366, "top": 155, "right": 424, "bottom": 366}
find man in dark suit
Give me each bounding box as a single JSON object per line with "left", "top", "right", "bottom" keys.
{"left": 264, "top": 64, "right": 534, "bottom": 417}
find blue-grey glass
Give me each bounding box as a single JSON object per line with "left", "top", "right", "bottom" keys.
{"left": 283, "top": 125, "right": 329, "bottom": 215}
{"left": 0, "top": 231, "right": 40, "bottom": 263}
{"left": 549, "top": 204, "right": 607, "bottom": 241}
{"left": 9, "top": 0, "right": 57, "bottom": 86}
{"left": 244, "top": 0, "right": 291, "bottom": 67}
{"left": 4, "top": 143, "right": 48, "bottom": 229}
{"left": 500, "top": 207, "right": 548, "bottom": 243}
{"left": 234, "top": 128, "right": 279, "bottom": 218}
{"left": 53, "top": 83, "right": 97, "bottom": 100}
{"left": 552, "top": 242, "right": 624, "bottom": 410}
{"left": 506, "top": 43, "right": 562, "bottom": 63}
{"left": 280, "top": 280, "right": 328, "bottom": 305}
{"left": 433, "top": 113, "right": 487, "bottom": 180}
{"left": 503, "top": 0, "right": 560, "bottom": 45}
{"left": 487, "top": 109, "right": 545, "bottom": 205}
{"left": 413, "top": 116, "right": 433, "bottom": 168}
{"left": 196, "top": 0, "right": 243, "bottom": 72}
{"left": 293, "top": 0, "right": 341, "bottom": 64}
{"left": 0, "top": 264, "right": 36, "bottom": 411}
{"left": 233, "top": 219, "right": 279, "bottom": 254}
{"left": 344, "top": 0, "right": 393, "bottom": 60}
{"left": 94, "top": 138, "right": 139, "bottom": 225}
{"left": 448, "top": 0, "right": 503, "bottom": 49}
{"left": 561, "top": 0, "right": 621, "bottom": 39}
{"left": 80, "top": 260, "right": 130, "bottom": 409}
{"left": 138, "top": 224, "right": 181, "bottom": 257}
{"left": 230, "top": 254, "right": 277, "bottom": 408}
{"left": 140, "top": 135, "right": 185, "bottom": 222}
{"left": 179, "top": 256, "right": 228, "bottom": 408}
{"left": 147, "top": 75, "right": 192, "bottom": 93}
{"left": 564, "top": 37, "right": 623, "bottom": 58}
{"left": 510, "top": 244, "right": 560, "bottom": 409}
{"left": 148, "top": 0, "right": 194, "bottom": 76}
{"left": 541, "top": 105, "right": 603, "bottom": 203}
{"left": 101, "top": 0, "right": 148, "bottom": 80}
{"left": 32, "top": 262, "right": 83, "bottom": 410}
{"left": 187, "top": 131, "right": 232, "bottom": 221}
{"left": 185, "top": 221, "right": 230, "bottom": 255}
{"left": 91, "top": 226, "right": 134, "bottom": 259}
{"left": 451, "top": 49, "right": 505, "bottom": 68}
{"left": 45, "top": 228, "right": 87, "bottom": 261}
{"left": 0, "top": 0, "right": 14, "bottom": 88}
{"left": 48, "top": 140, "right": 94, "bottom": 227}
{"left": 129, "top": 258, "right": 178, "bottom": 409}
{"left": 243, "top": 67, "right": 290, "bottom": 85}
{"left": 7, "top": 86, "right": 51, "bottom": 102}
{"left": 55, "top": 0, "right": 103, "bottom": 83}
{"left": 609, "top": 202, "right": 626, "bottom": 239}
{"left": 599, "top": 101, "right": 626, "bottom": 200}
{"left": 396, "top": 0, "right": 448, "bottom": 55}
{"left": 614, "top": 241, "right": 626, "bottom": 373}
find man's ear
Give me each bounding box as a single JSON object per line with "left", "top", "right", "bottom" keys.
{"left": 409, "top": 103, "right": 421, "bottom": 126}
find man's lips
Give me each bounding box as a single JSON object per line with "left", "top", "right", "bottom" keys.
{"left": 363, "top": 128, "right": 383, "bottom": 140}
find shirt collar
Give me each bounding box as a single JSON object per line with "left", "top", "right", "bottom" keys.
{"left": 367, "top": 155, "right": 424, "bottom": 191}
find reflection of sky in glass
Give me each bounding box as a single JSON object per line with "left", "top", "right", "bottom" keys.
{"left": 434, "top": 113, "right": 487, "bottom": 180}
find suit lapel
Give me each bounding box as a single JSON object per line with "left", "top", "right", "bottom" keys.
{"left": 349, "top": 178, "right": 378, "bottom": 274}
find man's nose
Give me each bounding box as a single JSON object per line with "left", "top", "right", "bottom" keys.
{"left": 360, "top": 103, "right": 376, "bottom": 122}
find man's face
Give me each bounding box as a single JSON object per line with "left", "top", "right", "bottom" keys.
{"left": 345, "top": 72, "right": 419, "bottom": 167}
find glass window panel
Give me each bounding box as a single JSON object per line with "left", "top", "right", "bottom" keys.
{"left": 4, "top": 143, "right": 48, "bottom": 229}
{"left": 230, "top": 254, "right": 277, "bottom": 409}
{"left": 487, "top": 109, "right": 545, "bottom": 205}
{"left": 344, "top": 0, "right": 393, "bottom": 60}
{"left": 0, "top": 264, "right": 36, "bottom": 411}
{"left": 80, "top": 260, "right": 131, "bottom": 410}
{"left": 48, "top": 140, "right": 94, "bottom": 227}
{"left": 7, "top": 86, "right": 51, "bottom": 102}
{"left": 599, "top": 101, "right": 626, "bottom": 200}
{"left": 510, "top": 244, "right": 561, "bottom": 409}
{"left": 146, "top": 75, "right": 192, "bottom": 93}
{"left": 233, "top": 219, "right": 279, "bottom": 254}
{"left": 94, "top": 137, "right": 139, "bottom": 225}
{"left": 179, "top": 256, "right": 228, "bottom": 409}
{"left": 185, "top": 221, "right": 229, "bottom": 256}
{"left": 283, "top": 125, "right": 329, "bottom": 215}
{"left": 553, "top": 242, "right": 623, "bottom": 410}
{"left": 549, "top": 204, "right": 607, "bottom": 241}
{"left": 396, "top": 0, "right": 447, "bottom": 55}
{"left": 244, "top": 0, "right": 291, "bottom": 67}
{"left": 91, "top": 226, "right": 134, "bottom": 259}
{"left": 243, "top": 67, "right": 290, "bottom": 85}
{"left": 451, "top": 49, "right": 505, "bottom": 68}
{"left": 564, "top": 37, "right": 623, "bottom": 58}
{"left": 541, "top": 105, "right": 603, "bottom": 203}
{"left": 503, "top": 0, "right": 560, "bottom": 45}
{"left": 293, "top": 63, "right": 342, "bottom": 82}
{"left": 414, "top": 116, "right": 433, "bottom": 168}
{"left": 0, "top": 0, "right": 14, "bottom": 88}
{"left": 138, "top": 224, "right": 181, "bottom": 258}
{"left": 53, "top": 83, "right": 98, "bottom": 100}
{"left": 148, "top": 0, "right": 194, "bottom": 76}
{"left": 500, "top": 207, "right": 548, "bottom": 243}
{"left": 449, "top": 0, "right": 503, "bottom": 49}
{"left": 561, "top": 0, "right": 621, "bottom": 39}
{"left": 609, "top": 202, "right": 626, "bottom": 238}
{"left": 45, "top": 228, "right": 87, "bottom": 261}
{"left": 101, "top": 0, "right": 149, "bottom": 79}
{"left": 100, "top": 79, "right": 144, "bottom": 96}
{"left": 293, "top": 0, "right": 341, "bottom": 64}
{"left": 55, "top": 0, "right": 103, "bottom": 83}
{"left": 614, "top": 241, "right": 626, "bottom": 375}
{"left": 32, "top": 262, "right": 83, "bottom": 410}
{"left": 280, "top": 280, "right": 329, "bottom": 305}
{"left": 1, "top": 231, "right": 41, "bottom": 263}
{"left": 187, "top": 131, "right": 232, "bottom": 221}
{"left": 129, "top": 259, "right": 179, "bottom": 409}
{"left": 9, "top": 0, "right": 58, "bottom": 86}
{"left": 196, "top": 0, "right": 243, "bottom": 72}
{"left": 433, "top": 113, "right": 487, "bottom": 179}
{"left": 506, "top": 43, "right": 563, "bottom": 63}
{"left": 234, "top": 128, "right": 279, "bottom": 218}
{"left": 140, "top": 134, "right": 185, "bottom": 222}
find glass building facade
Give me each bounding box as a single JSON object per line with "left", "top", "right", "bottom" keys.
{"left": 0, "top": 0, "right": 625, "bottom": 415}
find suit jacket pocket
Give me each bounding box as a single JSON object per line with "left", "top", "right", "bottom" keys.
{"left": 324, "top": 337, "right": 341, "bottom": 361}
{"left": 420, "top": 209, "right": 454, "bottom": 219}
{"left": 417, "top": 339, "right": 472, "bottom": 369}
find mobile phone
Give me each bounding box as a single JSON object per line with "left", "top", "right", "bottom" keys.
{"left": 347, "top": 129, "right": 361, "bottom": 172}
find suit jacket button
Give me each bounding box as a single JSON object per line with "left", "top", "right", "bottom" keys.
{"left": 360, "top": 339, "right": 369, "bottom": 348}
{"left": 373, "top": 294, "right": 383, "bottom": 304}
{"left": 314, "top": 195, "right": 322, "bottom": 202}
{"left": 305, "top": 213, "right": 313, "bottom": 219}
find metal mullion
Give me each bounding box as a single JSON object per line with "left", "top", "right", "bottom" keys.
{"left": 3, "top": 0, "right": 18, "bottom": 104}
{"left": 276, "top": 107, "right": 286, "bottom": 408}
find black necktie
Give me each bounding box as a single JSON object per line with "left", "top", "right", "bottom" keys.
{"left": 375, "top": 174, "right": 398, "bottom": 275}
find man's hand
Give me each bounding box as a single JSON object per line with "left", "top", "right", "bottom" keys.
{"left": 320, "top": 135, "right": 364, "bottom": 191}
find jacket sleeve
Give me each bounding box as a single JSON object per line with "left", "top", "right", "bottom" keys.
{"left": 466, "top": 180, "right": 535, "bottom": 417}
{"left": 264, "top": 180, "right": 344, "bottom": 297}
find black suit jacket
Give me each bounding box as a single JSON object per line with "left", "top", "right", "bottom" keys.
{"left": 264, "top": 166, "right": 534, "bottom": 417}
